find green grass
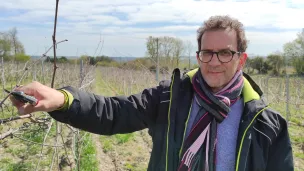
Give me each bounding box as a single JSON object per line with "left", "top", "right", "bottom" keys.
{"left": 124, "top": 162, "right": 136, "bottom": 170}
{"left": 78, "top": 133, "right": 99, "bottom": 171}
{"left": 114, "top": 133, "right": 135, "bottom": 144}
{"left": 4, "top": 145, "right": 26, "bottom": 157}
{"left": 0, "top": 106, "right": 18, "bottom": 120}
{"left": 23, "top": 129, "right": 45, "bottom": 143}
{"left": 0, "top": 114, "right": 76, "bottom": 170}
{"left": 293, "top": 136, "right": 304, "bottom": 144}
{"left": 290, "top": 117, "right": 303, "bottom": 126}
{"left": 0, "top": 158, "right": 35, "bottom": 171}
{"left": 99, "top": 133, "right": 134, "bottom": 153}
{"left": 1, "top": 162, "right": 34, "bottom": 171}
{"left": 295, "top": 152, "right": 304, "bottom": 159}
{"left": 100, "top": 137, "right": 114, "bottom": 153}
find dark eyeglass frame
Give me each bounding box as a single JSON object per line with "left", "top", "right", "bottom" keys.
{"left": 196, "top": 49, "right": 242, "bottom": 63}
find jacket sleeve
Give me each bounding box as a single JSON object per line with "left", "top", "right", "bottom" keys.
{"left": 266, "top": 115, "right": 294, "bottom": 171}
{"left": 48, "top": 83, "right": 164, "bottom": 135}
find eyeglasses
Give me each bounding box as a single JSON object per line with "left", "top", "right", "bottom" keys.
{"left": 196, "top": 49, "right": 241, "bottom": 63}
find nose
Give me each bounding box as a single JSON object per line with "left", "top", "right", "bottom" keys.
{"left": 208, "top": 53, "right": 221, "bottom": 66}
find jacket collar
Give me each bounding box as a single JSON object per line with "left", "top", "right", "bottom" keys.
{"left": 184, "top": 68, "right": 263, "bottom": 104}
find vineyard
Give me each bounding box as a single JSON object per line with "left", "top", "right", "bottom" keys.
{"left": 0, "top": 59, "right": 96, "bottom": 171}
{"left": 0, "top": 57, "right": 303, "bottom": 170}
{"left": 1, "top": 0, "right": 304, "bottom": 170}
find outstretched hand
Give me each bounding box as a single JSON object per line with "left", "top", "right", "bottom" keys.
{"left": 10, "top": 81, "right": 65, "bottom": 115}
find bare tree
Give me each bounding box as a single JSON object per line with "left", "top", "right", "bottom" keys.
{"left": 0, "top": 33, "right": 11, "bottom": 58}
{"left": 8, "top": 27, "right": 25, "bottom": 57}
{"left": 146, "top": 36, "right": 158, "bottom": 60}
{"left": 184, "top": 41, "right": 194, "bottom": 69}
{"left": 146, "top": 36, "right": 187, "bottom": 69}
{"left": 172, "top": 38, "right": 184, "bottom": 68}
{"left": 160, "top": 36, "right": 174, "bottom": 66}
{"left": 9, "top": 27, "right": 18, "bottom": 56}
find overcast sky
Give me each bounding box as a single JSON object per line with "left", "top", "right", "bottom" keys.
{"left": 0, "top": 0, "right": 303, "bottom": 57}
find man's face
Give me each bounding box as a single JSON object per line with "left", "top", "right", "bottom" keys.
{"left": 197, "top": 29, "right": 246, "bottom": 93}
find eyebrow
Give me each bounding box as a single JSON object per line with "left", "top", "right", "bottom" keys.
{"left": 201, "top": 48, "right": 232, "bottom": 51}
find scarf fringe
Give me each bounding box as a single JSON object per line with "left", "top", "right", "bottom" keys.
{"left": 180, "top": 123, "right": 211, "bottom": 169}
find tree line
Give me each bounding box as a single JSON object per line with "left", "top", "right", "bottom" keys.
{"left": 1, "top": 27, "right": 303, "bottom": 75}
{"left": 146, "top": 29, "right": 304, "bottom": 76}
{"left": 146, "top": 36, "right": 194, "bottom": 70}
{"left": 0, "top": 27, "right": 30, "bottom": 62}
{"left": 244, "top": 29, "right": 304, "bottom": 76}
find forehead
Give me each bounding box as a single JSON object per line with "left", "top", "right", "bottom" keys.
{"left": 200, "top": 29, "right": 237, "bottom": 50}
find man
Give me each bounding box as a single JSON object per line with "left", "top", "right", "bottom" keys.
{"left": 11, "top": 15, "right": 294, "bottom": 171}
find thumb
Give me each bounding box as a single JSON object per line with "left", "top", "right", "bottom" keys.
{"left": 14, "top": 85, "right": 35, "bottom": 96}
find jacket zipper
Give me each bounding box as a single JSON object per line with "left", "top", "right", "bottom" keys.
{"left": 165, "top": 73, "right": 175, "bottom": 171}
{"left": 178, "top": 102, "right": 193, "bottom": 158}
{"left": 235, "top": 106, "right": 269, "bottom": 171}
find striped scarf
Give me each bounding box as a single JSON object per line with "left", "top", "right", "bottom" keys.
{"left": 178, "top": 69, "right": 244, "bottom": 171}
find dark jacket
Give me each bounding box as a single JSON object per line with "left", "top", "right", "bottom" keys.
{"left": 49, "top": 68, "right": 294, "bottom": 171}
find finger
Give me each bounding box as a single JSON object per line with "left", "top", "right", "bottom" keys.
{"left": 18, "top": 99, "right": 48, "bottom": 114}
{"left": 13, "top": 85, "right": 23, "bottom": 91}
{"left": 10, "top": 95, "right": 25, "bottom": 108}
{"left": 14, "top": 84, "right": 36, "bottom": 96}
{"left": 30, "top": 100, "right": 45, "bottom": 112}
{"left": 18, "top": 103, "right": 35, "bottom": 115}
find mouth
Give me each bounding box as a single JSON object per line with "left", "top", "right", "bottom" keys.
{"left": 207, "top": 71, "right": 224, "bottom": 77}
{"left": 208, "top": 71, "right": 224, "bottom": 74}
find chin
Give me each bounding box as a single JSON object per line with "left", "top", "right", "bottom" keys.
{"left": 202, "top": 73, "right": 224, "bottom": 87}
{"left": 206, "top": 79, "right": 225, "bottom": 89}
{"left": 206, "top": 80, "right": 220, "bottom": 87}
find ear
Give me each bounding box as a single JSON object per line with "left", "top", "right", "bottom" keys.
{"left": 196, "top": 52, "right": 201, "bottom": 65}
{"left": 238, "top": 52, "right": 247, "bottom": 70}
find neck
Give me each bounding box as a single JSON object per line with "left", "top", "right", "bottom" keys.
{"left": 211, "top": 87, "right": 223, "bottom": 93}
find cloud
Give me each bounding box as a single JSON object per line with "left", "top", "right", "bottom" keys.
{"left": 2, "top": 0, "right": 303, "bottom": 28}
{"left": 0, "top": 0, "right": 303, "bottom": 57}
{"left": 246, "top": 30, "right": 299, "bottom": 56}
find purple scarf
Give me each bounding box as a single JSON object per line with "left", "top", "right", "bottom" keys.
{"left": 178, "top": 69, "right": 244, "bottom": 171}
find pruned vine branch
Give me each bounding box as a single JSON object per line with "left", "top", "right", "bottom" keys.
{"left": 50, "top": 1, "right": 61, "bottom": 171}
{"left": 0, "top": 128, "right": 19, "bottom": 140}
{"left": 43, "top": 39, "right": 68, "bottom": 58}
{"left": 0, "top": 114, "right": 32, "bottom": 124}
{"left": 51, "top": 0, "right": 60, "bottom": 89}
